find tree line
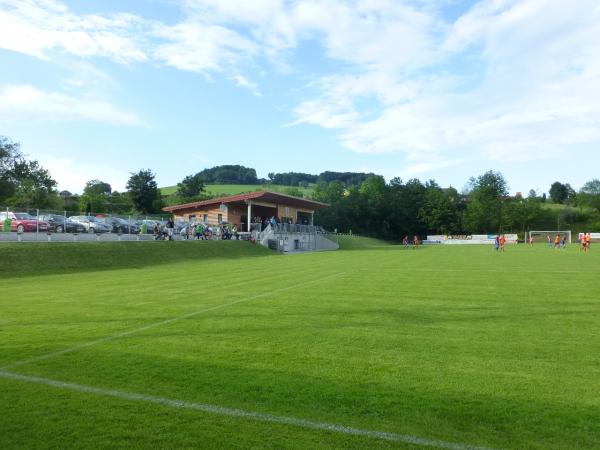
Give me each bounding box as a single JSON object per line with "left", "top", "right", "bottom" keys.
{"left": 313, "top": 172, "right": 600, "bottom": 240}
{"left": 1, "top": 136, "right": 599, "bottom": 236}
{"left": 266, "top": 171, "right": 375, "bottom": 187}
{"left": 1, "top": 137, "right": 162, "bottom": 215}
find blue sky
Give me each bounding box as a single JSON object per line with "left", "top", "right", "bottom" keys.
{"left": 1, "top": 0, "right": 598, "bottom": 195}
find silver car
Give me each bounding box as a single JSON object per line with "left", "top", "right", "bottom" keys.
{"left": 69, "top": 216, "right": 112, "bottom": 233}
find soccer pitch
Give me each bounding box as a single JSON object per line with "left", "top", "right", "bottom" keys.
{"left": 1, "top": 241, "right": 598, "bottom": 449}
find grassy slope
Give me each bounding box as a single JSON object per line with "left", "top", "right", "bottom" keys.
{"left": 0, "top": 241, "right": 272, "bottom": 278}
{"left": 160, "top": 183, "right": 314, "bottom": 197}
{"left": 1, "top": 244, "right": 599, "bottom": 449}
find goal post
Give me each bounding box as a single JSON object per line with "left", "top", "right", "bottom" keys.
{"left": 526, "top": 230, "right": 572, "bottom": 244}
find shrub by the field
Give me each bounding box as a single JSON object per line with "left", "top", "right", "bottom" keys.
{"left": 0, "top": 241, "right": 272, "bottom": 278}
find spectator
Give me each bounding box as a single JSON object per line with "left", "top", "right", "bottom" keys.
{"left": 195, "top": 222, "right": 203, "bottom": 240}
{"left": 166, "top": 219, "right": 174, "bottom": 240}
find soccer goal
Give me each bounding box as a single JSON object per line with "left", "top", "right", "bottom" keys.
{"left": 526, "top": 230, "right": 572, "bottom": 244}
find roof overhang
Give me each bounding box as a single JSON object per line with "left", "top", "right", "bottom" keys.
{"left": 163, "top": 190, "right": 329, "bottom": 213}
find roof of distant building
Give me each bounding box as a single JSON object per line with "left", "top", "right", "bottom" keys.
{"left": 162, "top": 190, "right": 328, "bottom": 212}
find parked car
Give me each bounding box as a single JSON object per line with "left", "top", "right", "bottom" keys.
{"left": 37, "top": 214, "right": 87, "bottom": 233}
{"left": 0, "top": 212, "right": 50, "bottom": 233}
{"left": 100, "top": 217, "right": 140, "bottom": 234}
{"left": 69, "top": 216, "right": 112, "bottom": 233}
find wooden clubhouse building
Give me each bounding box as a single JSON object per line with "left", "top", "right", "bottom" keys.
{"left": 163, "top": 191, "right": 329, "bottom": 231}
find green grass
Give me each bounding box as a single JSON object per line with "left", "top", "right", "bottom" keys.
{"left": 1, "top": 243, "right": 599, "bottom": 449}
{"left": 333, "top": 234, "right": 393, "bottom": 250}
{"left": 160, "top": 183, "right": 314, "bottom": 197}
{"left": 0, "top": 241, "right": 271, "bottom": 278}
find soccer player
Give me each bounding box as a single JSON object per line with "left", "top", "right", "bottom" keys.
{"left": 499, "top": 234, "right": 506, "bottom": 252}
{"left": 403, "top": 234, "right": 409, "bottom": 249}
{"left": 547, "top": 234, "right": 552, "bottom": 247}
{"left": 494, "top": 235, "right": 500, "bottom": 251}
{"left": 528, "top": 234, "right": 534, "bottom": 247}
{"left": 554, "top": 234, "right": 561, "bottom": 250}
{"left": 585, "top": 233, "right": 591, "bottom": 253}
{"left": 413, "top": 235, "right": 419, "bottom": 249}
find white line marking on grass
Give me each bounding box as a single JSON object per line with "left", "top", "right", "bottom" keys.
{"left": 1, "top": 272, "right": 345, "bottom": 370}
{"left": 0, "top": 370, "right": 497, "bottom": 450}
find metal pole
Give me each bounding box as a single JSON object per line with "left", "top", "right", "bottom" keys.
{"left": 36, "top": 208, "right": 39, "bottom": 241}
{"left": 247, "top": 201, "right": 252, "bottom": 232}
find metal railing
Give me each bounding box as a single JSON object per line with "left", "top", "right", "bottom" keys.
{"left": 271, "top": 223, "right": 323, "bottom": 234}
{"left": 0, "top": 206, "right": 169, "bottom": 242}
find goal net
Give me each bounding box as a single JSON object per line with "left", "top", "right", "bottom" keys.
{"left": 526, "top": 230, "right": 572, "bottom": 244}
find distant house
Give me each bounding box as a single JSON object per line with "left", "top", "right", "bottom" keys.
{"left": 59, "top": 190, "right": 72, "bottom": 197}
{"left": 163, "top": 191, "right": 328, "bottom": 231}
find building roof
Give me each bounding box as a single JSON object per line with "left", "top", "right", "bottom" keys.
{"left": 162, "top": 190, "right": 329, "bottom": 212}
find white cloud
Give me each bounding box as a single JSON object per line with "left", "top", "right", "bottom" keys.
{"left": 2, "top": 0, "right": 600, "bottom": 174}
{"left": 289, "top": 0, "right": 600, "bottom": 171}
{"left": 230, "top": 75, "right": 262, "bottom": 97}
{"left": 0, "top": 0, "right": 148, "bottom": 62}
{"left": 39, "top": 156, "right": 130, "bottom": 193}
{"left": 400, "top": 158, "right": 465, "bottom": 179}
{"left": 0, "top": 84, "right": 144, "bottom": 126}
{"left": 153, "top": 21, "right": 258, "bottom": 73}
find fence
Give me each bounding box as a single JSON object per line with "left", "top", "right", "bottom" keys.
{"left": 0, "top": 206, "right": 267, "bottom": 243}
{"left": 0, "top": 206, "right": 173, "bottom": 242}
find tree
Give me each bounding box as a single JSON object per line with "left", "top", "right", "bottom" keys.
{"left": 86, "top": 180, "right": 112, "bottom": 196}
{"left": 197, "top": 165, "right": 258, "bottom": 184}
{"left": 419, "top": 184, "right": 461, "bottom": 234}
{"left": 269, "top": 172, "right": 318, "bottom": 186}
{"left": 126, "top": 169, "right": 162, "bottom": 214}
{"left": 317, "top": 171, "right": 376, "bottom": 187}
{"left": 578, "top": 179, "right": 600, "bottom": 212}
{"left": 176, "top": 173, "right": 205, "bottom": 203}
{"left": 108, "top": 191, "right": 134, "bottom": 214}
{"left": 565, "top": 183, "right": 577, "bottom": 204}
{"left": 282, "top": 187, "right": 304, "bottom": 198}
{"left": 463, "top": 171, "right": 509, "bottom": 233}
{"left": 0, "top": 136, "right": 58, "bottom": 208}
{"left": 79, "top": 179, "right": 112, "bottom": 213}
{"left": 503, "top": 195, "right": 543, "bottom": 235}
{"left": 549, "top": 182, "right": 568, "bottom": 204}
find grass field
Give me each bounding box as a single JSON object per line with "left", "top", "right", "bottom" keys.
{"left": 160, "top": 183, "right": 314, "bottom": 197}
{"left": 1, "top": 241, "right": 599, "bottom": 449}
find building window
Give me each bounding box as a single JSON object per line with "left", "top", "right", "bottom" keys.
{"left": 188, "top": 214, "right": 196, "bottom": 221}
{"left": 285, "top": 207, "right": 290, "bottom": 217}
{"left": 203, "top": 214, "right": 208, "bottom": 222}
{"left": 218, "top": 213, "right": 222, "bottom": 223}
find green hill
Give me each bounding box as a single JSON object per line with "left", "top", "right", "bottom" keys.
{"left": 161, "top": 183, "right": 314, "bottom": 198}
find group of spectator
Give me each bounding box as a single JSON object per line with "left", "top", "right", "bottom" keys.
{"left": 180, "top": 222, "right": 238, "bottom": 241}
{"left": 254, "top": 216, "right": 310, "bottom": 231}
{"left": 153, "top": 220, "right": 240, "bottom": 241}
{"left": 153, "top": 219, "right": 173, "bottom": 240}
